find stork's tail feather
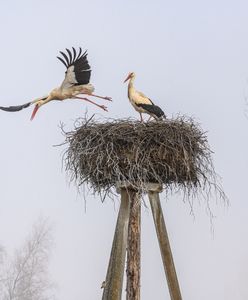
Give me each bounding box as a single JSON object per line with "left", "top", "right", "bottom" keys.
{"left": 152, "top": 105, "right": 165, "bottom": 119}
{"left": 160, "top": 112, "right": 167, "bottom": 120}
{"left": 30, "top": 104, "right": 39, "bottom": 121}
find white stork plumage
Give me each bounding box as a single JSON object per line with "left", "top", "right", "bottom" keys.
{"left": 0, "top": 47, "right": 112, "bottom": 120}
{"left": 124, "top": 72, "right": 165, "bottom": 122}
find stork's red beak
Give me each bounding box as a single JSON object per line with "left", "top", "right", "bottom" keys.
{"left": 124, "top": 74, "right": 131, "bottom": 83}
{"left": 30, "top": 104, "right": 39, "bottom": 121}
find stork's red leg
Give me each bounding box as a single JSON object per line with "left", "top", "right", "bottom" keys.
{"left": 74, "top": 96, "right": 108, "bottom": 111}
{"left": 84, "top": 93, "right": 112, "bottom": 101}
{"left": 139, "top": 113, "right": 144, "bottom": 122}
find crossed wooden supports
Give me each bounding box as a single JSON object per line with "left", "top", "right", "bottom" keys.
{"left": 102, "top": 183, "right": 182, "bottom": 300}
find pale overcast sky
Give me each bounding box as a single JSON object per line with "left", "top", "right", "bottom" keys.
{"left": 0, "top": 0, "right": 248, "bottom": 299}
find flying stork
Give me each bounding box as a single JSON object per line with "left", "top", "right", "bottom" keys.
{"left": 124, "top": 72, "right": 165, "bottom": 122}
{"left": 0, "top": 47, "right": 112, "bottom": 120}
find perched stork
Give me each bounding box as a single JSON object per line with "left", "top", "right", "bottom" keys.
{"left": 124, "top": 72, "right": 165, "bottom": 122}
{"left": 0, "top": 47, "right": 112, "bottom": 120}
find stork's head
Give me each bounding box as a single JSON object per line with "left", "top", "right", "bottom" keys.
{"left": 124, "top": 72, "right": 135, "bottom": 83}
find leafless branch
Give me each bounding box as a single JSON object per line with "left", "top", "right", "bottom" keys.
{"left": 0, "top": 218, "right": 56, "bottom": 300}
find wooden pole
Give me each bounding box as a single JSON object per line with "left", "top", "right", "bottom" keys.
{"left": 102, "top": 188, "right": 131, "bottom": 300}
{"left": 126, "top": 191, "right": 141, "bottom": 300}
{"left": 148, "top": 190, "right": 182, "bottom": 300}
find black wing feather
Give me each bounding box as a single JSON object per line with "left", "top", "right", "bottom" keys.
{"left": 56, "top": 56, "right": 67, "bottom": 67}
{"left": 66, "top": 48, "right": 73, "bottom": 65}
{"left": 59, "top": 51, "right": 70, "bottom": 66}
{"left": 57, "top": 47, "right": 91, "bottom": 85}
{"left": 0, "top": 101, "right": 31, "bottom": 112}
{"left": 136, "top": 103, "right": 165, "bottom": 119}
{"left": 76, "top": 47, "right": 82, "bottom": 60}
{"left": 72, "top": 47, "right": 77, "bottom": 62}
{"left": 73, "top": 51, "right": 91, "bottom": 84}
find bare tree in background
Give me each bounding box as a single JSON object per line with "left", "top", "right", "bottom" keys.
{"left": 0, "top": 246, "right": 6, "bottom": 293}
{"left": 0, "top": 218, "right": 56, "bottom": 300}
{"left": 0, "top": 245, "right": 4, "bottom": 264}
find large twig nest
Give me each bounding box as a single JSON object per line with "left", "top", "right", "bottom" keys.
{"left": 63, "top": 116, "right": 223, "bottom": 199}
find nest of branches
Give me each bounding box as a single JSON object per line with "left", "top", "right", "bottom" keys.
{"left": 64, "top": 116, "right": 222, "bottom": 198}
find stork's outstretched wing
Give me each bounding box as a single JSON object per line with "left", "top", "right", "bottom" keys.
{"left": 0, "top": 102, "right": 32, "bottom": 112}
{"left": 57, "top": 47, "right": 91, "bottom": 89}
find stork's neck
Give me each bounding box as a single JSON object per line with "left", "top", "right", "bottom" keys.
{"left": 128, "top": 77, "right": 136, "bottom": 99}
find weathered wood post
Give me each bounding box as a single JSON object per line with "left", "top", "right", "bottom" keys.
{"left": 113, "top": 182, "right": 141, "bottom": 300}
{"left": 102, "top": 188, "right": 131, "bottom": 300}
{"left": 126, "top": 195, "right": 141, "bottom": 300}
{"left": 148, "top": 185, "right": 182, "bottom": 300}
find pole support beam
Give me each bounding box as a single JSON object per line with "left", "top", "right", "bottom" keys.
{"left": 102, "top": 188, "right": 131, "bottom": 300}
{"left": 148, "top": 189, "right": 182, "bottom": 300}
